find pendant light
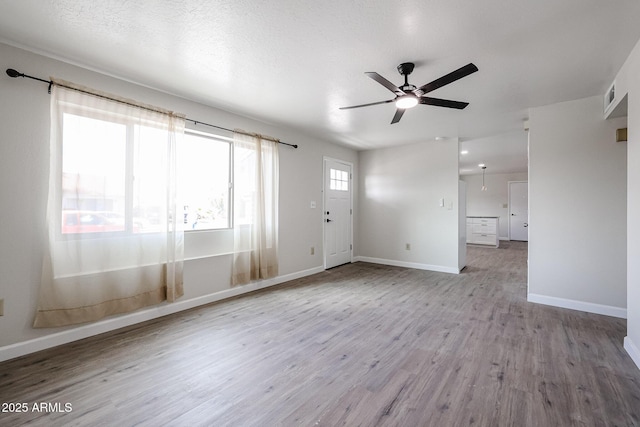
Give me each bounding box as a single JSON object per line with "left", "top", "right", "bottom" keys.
{"left": 480, "top": 165, "right": 487, "bottom": 191}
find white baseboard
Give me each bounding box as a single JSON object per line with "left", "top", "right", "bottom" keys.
{"left": 354, "top": 256, "right": 460, "bottom": 274}
{"left": 0, "top": 266, "right": 324, "bottom": 363}
{"left": 624, "top": 336, "right": 640, "bottom": 371}
{"left": 527, "top": 293, "right": 627, "bottom": 319}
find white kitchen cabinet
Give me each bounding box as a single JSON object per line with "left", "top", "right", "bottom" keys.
{"left": 466, "top": 216, "right": 499, "bottom": 248}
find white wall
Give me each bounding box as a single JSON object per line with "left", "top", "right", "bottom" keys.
{"left": 528, "top": 95, "right": 627, "bottom": 318}
{"left": 611, "top": 37, "right": 640, "bottom": 369}
{"left": 0, "top": 43, "right": 358, "bottom": 360}
{"left": 458, "top": 181, "right": 467, "bottom": 271}
{"left": 357, "top": 139, "right": 461, "bottom": 273}
{"left": 461, "top": 172, "right": 528, "bottom": 239}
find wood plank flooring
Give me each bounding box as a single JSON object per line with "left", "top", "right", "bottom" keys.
{"left": 1, "top": 241, "right": 639, "bottom": 426}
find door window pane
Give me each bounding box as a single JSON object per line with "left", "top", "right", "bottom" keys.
{"left": 330, "top": 168, "right": 349, "bottom": 191}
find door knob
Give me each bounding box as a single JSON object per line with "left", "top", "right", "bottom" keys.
{"left": 524, "top": 223, "right": 528, "bottom": 227}
{"left": 511, "top": 213, "right": 515, "bottom": 216}
{"left": 326, "top": 219, "right": 332, "bottom": 223}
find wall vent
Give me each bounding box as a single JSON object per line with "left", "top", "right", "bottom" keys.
{"left": 604, "top": 81, "right": 616, "bottom": 113}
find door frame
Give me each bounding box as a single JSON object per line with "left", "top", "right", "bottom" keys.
{"left": 508, "top": 180, "right": 528, "bottom": 241}
{"left": 322, "top": 156, "right": 354, "bottom": 269}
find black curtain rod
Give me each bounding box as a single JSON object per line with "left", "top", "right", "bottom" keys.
{"left": 187, "top": 120, "right": 297, "bottom": 148}
{"left": 5, "top": 68, "right": 298, "bottom": 149}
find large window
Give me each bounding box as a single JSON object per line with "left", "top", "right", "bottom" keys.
{"left": 61, "top": 112, "right": 169, "bottom": 235}
{"left": 60, "top": 115, "right": 231, "bottom": 235}
{"left": 178, "top": 131, "right": 231, "bottom": 231}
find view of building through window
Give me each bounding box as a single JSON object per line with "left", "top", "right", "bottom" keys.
{"left": 61, "top": 113, "right": 128, "bottom": 234}
{"left": 61, "top": 113, "right": 231, "bottom": 235}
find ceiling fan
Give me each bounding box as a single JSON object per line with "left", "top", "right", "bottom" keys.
{"left": 340, "top": 62, "right": 478, "bottom": 124}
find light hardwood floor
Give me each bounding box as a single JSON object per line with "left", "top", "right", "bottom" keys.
{"left": 1, "top": 242, "right": 639, "bottom": 426}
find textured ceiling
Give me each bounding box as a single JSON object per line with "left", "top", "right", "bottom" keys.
{"left": 1, "top": 0, "right": 640, "bottom": 174}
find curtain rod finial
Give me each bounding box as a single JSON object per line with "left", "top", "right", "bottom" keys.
{"left": 6, "top": 68, "right": 23, "bottom": 78}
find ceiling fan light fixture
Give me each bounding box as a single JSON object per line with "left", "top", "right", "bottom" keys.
{"left": 395, "top": 95, "right": 418, "bottom": 109}
{"left": 340, "top": 62, "right": 478, "bottom": 123}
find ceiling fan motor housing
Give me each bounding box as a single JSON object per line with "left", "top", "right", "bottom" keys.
{"left": 397, "top": 62, "right": 415, "bottom": 76}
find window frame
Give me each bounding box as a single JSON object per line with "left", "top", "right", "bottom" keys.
{"left": 56, "top": 105, "right": 235, "bottom": 240}
{"left": 180, "top": 128, "right": 234, "bottom": 232}
{"left": 56, "top": 105, "right": 140, "bottom": 240}
{"left": 329, "top": 168, "right": 349, "bottom": 192}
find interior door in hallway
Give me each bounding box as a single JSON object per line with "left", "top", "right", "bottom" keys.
{"left": 509, "top": 181, "right": 528, "bottom": 241}
{"left": 324, "top": 158, "right": 352, "bottom": 269}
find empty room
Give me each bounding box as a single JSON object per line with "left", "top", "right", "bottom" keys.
{"left": 1, "top": 1, "right": 640, "bottom": 426}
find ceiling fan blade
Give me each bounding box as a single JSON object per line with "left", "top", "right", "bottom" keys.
{"left": 416, "top": 63, "right": 478, "bottom": 95}
{"left": 419, "top": 97, "right": 469, "bottom": 109}
{"left": 391, "top": 108, "right": 405, "bottom": 124}
{"left": 365, "top": 72, "right": 406, "bottom": 96}
{"left": 339, "top": 99, "right": 395, "bottom": 110}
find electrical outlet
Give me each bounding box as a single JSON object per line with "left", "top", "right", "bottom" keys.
{"left": 310, "top": 247, "right": 315, "bottom": 255}
{"left": 0, "top": 299, "right": 4, "bottom": 316}
{"left": 405, "top": 243, "right": 411, "bottom": 250}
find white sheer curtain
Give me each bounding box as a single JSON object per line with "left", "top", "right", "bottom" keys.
{"left": 232, "top": 131, "right": 279, "bottom": 285}
{"left": 34, "top": 79, "right": 185, "bottom": 327}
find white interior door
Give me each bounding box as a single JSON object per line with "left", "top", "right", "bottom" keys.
{"left": 324, "top": 159, "right": 352, "bottom": 269}
{"left": 509, "top": 181, "right": 529, "bottom": 241}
